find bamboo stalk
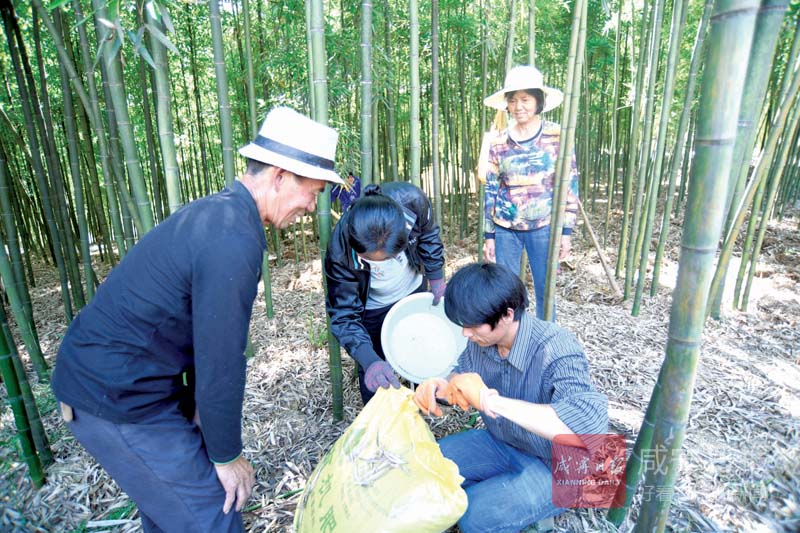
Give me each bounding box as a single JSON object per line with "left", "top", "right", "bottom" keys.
{"left": 135, "top": 5, "right": 162, "bottom": 224}
{"left": 185, "top": 7, "right": 213, "bottom": 197}
{"left": 543, "top": 0, "right": 586, "bottom": 322}
{"left": 382, "top": 0, "right": 399, "bottom": 182}
{"left": 96, "top": 52, "right": 140, "bottom": 248}
{"left": 0, "top": 326, "right": 45, "bottom": 489}
{"left": 147, "top": 4, "right": 183, "bottom": 214}
{"left": 734, "top": 167, "right": 768, "bottom": 308}
{"left": 607, "top": 364, "right": 665, "bottom": 525}
{"left": 676, "top": 113, "right": 695, "bottom": 213}
{"left": 578, "top": 199, "right": 622, "bottom": 298}
{"left": 409, "top": 0, "right": 421, "bottom": 187}
{"left": 92, "top": 0, "right": 154, "bottom": 234}
{"left": 708, "top": 0, "right": 789, "bottom": 318}
{"left": 625, "top": 0, "right": 664, "bottom": 302}
{"left": 651, "top": 0, "right": 713, "bottom": 295}
{"left": 706, "top": 38, "right": 800, "bottom": 318}
{"left": 504, "top": 0, "right": 518, "bottom": 74}
{"left": 740, "top": 99, "right": 800, "bottom": 309}
{"left": 0, "top": 227, "right": 47, "bottom": 379}
{"left": 262, "top": 236, "right": 274, "bottom": 320}
{"left": 0, "top": 303, "right": 52, "bottom": 467}
{"left": 62, "top": 12, "right": 113, "bottom": 265}
{"left": 242, "top": 0, "right": 258, "bottom": 137}
{"left": 725, "top": 1, "right": 796, "bottom": 227}
{"left": 616, "top": 0, "right": 650, "bottom": 279}
{"left": 0, "top": 155, "right": 36, "bottom": 333}
{"left": 305, "top": 0, "right": 316, "bottom": 115}
{"left": 457, "top": 17, "right": 471, "bottom": 241}
{"left": 632, "top": 0, "right": 686, "bottom": 315}
{"left": 210, "top": 0, "right": 236, "bottom": 185}
{"left": 634, "top": 0, "right": 759, "bottom": 528}
{"left": 477, "top": 0, "right": 487, "bottom": 260}
{"left": 361, "top": 0, "right": 373, "bottom": 187}
{"left": 64, "top": 0, "right": 126, "bottom": 260}
{"left": 2, "top": 2, "right": 74, "bottom": 323}
{"left": 528, "top": 0, "right": 535, "bottom": 65}
{"left": 432, "top": 0, "right": 442, "bottom": 227}
{"left": 309, "top": 0, "right": 343, "bottom": 421}
{"left": 52, "top": 10, "right": 95, "bottom": 304}
{"left": 30, "top": 11, "right": 86, "bottom": 311}
{"left": 602, "top": 0, "right": 623, "bottom": 246}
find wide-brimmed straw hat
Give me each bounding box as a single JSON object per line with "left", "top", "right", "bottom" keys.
{"left": 239, "top": 107, "right": 343, "bottom": 184}
{"left": 483, "top": 65, "right": 564, "bottom": 113}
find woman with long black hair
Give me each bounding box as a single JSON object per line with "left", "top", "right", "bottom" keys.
{"left": 324, "top": 182, "right": 446, "bottom": 404}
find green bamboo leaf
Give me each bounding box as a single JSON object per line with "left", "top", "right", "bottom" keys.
{"left": 48, "top": 0, "right": 71, "bottom": 10}
{"left": 106, "top": 34, "right": 122, "bottom": 65}
{"left": 116, "top": 22, "right": 125, "bottom": 48}
{"left": 138, "top": 47, "right": 158, "bottom": 71}
{"left": 92, "top": 37, "right": 107, "bottom": 70}
{"left": 145, "top": 22, "right": 178, "bottom": 55}
{"left": 73, "top": 6, "right": 100, "bottom": 30}
{"left": 127, "top": 29, "right": 156, "bottom": 69}
{"left": 108, "top": 0, "right": 120, "bottom": 20}
{"left": 148, "top": 0, "right": 176, "bottom": 34}
{"left": 159, "top": 3, "right": 175, "bottom": 34}
{"left": 96, "top": 16, "right": 115, "bottom": 29}
{"left": 127, "top": 27, "right": 141, "bottom": 49}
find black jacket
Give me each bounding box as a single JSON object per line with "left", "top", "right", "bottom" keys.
{"left": 324, "top": 182, "right": 444, "bottom": 369}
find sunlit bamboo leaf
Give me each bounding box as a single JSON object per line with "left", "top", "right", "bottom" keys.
{"left": 145, "top": 22, "right": 178, "bottom": 55}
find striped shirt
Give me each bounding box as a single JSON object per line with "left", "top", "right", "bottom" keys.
{"left": 483, "top": 121, "right": 579, "bottom": 237}
{"left": 454, "top": 312, "right": 608, "bottom": 461}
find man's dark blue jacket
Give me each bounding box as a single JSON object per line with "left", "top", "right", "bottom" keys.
{"left": 52, "top": 181, "right": 266, "bottom": 463}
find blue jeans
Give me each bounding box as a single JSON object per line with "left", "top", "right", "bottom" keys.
{"left": 439, "top": 429, "right": 562, "bottom": 533}
{"left": 495, "top": 225, "right": 552, "bottom": 320}
{"left": 67, "top": 406, "right": 244, "bottom": 533}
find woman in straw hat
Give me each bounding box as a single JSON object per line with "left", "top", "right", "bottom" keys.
{"left": 482, "top": 65, "right": 579, "bottom": 320}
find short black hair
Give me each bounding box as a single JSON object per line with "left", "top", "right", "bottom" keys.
{"left": 245, "top": 158, "right": 272, "bottom": 177}
{"left": 347, "top": 195, "right": 408, "bottom": 255}
{"left": 444, "top": 262, "right": 528, "bottom": 328}
{"left": 505, "top": 88, "right": 545, "bottom": 115}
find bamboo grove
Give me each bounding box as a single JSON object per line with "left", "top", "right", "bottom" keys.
{"left": 0, "top": 0, "right": 799, "bottom": 528}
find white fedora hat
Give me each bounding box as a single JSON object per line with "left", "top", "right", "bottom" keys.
{"left": 238, "top": 107, "right": 343, "bottom": 185}
{"left": 484, "top": 65, "right": 564, "bottom": 113}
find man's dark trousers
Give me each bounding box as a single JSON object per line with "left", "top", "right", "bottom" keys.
{"left": 67, "top": 405, "right": 244, "bottom": 532}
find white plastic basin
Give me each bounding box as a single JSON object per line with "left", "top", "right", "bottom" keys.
{"left": 381, "top": 292, "right": 467, "bottom": 384}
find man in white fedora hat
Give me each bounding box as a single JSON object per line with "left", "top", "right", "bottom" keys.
{"left": 481, "top": 65, "right": 578, "bottom": 321}
{"left": 52, "top": 107, "right": 341, "bottom": 532}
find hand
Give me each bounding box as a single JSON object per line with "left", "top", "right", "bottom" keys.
{"left": 447, "top": 373, "right": 489, "bottom": 411}
{"left": 483, "top": 239, "right": 496, "bottom": 262}
{"left": 430, "top": 278, "right": 446, "bottom": 306}
{"left": 214, "top": 456, "right": 255, "bottom": 514}
{"left": 413, "top": 378, "right": 449, "bottom": 416}
{"left": 559, "top": 235, "right": 572, "bottom": 260}
{"left": 364, "top": 361, "right": 401, "bottom": 392}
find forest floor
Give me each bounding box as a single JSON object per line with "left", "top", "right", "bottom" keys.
{"left": 1, "top": 206, "right": 798, "bottom": 532}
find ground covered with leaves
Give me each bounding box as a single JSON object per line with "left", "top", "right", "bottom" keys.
{"left": 1, "top": 211, "right": 798, "bottom": 532}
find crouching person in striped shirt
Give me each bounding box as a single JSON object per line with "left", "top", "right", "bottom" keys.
{"left": 414, "top": 262, "right": 608, "bottom": 533}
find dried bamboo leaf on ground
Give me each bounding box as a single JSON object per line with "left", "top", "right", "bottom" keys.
{"left": 1, "top": 215, "right": 798, "bottom": 532}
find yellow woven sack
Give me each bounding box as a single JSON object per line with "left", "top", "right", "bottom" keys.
{"left": 294, "top": 387, "right": 467, "bottom": 533}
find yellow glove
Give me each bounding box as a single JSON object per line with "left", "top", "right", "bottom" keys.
{"left": 447, "top": 373, "right": 488, "bottom": 412}
{"left": 413, "top": 378, "right": 449, "bottom": 416}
